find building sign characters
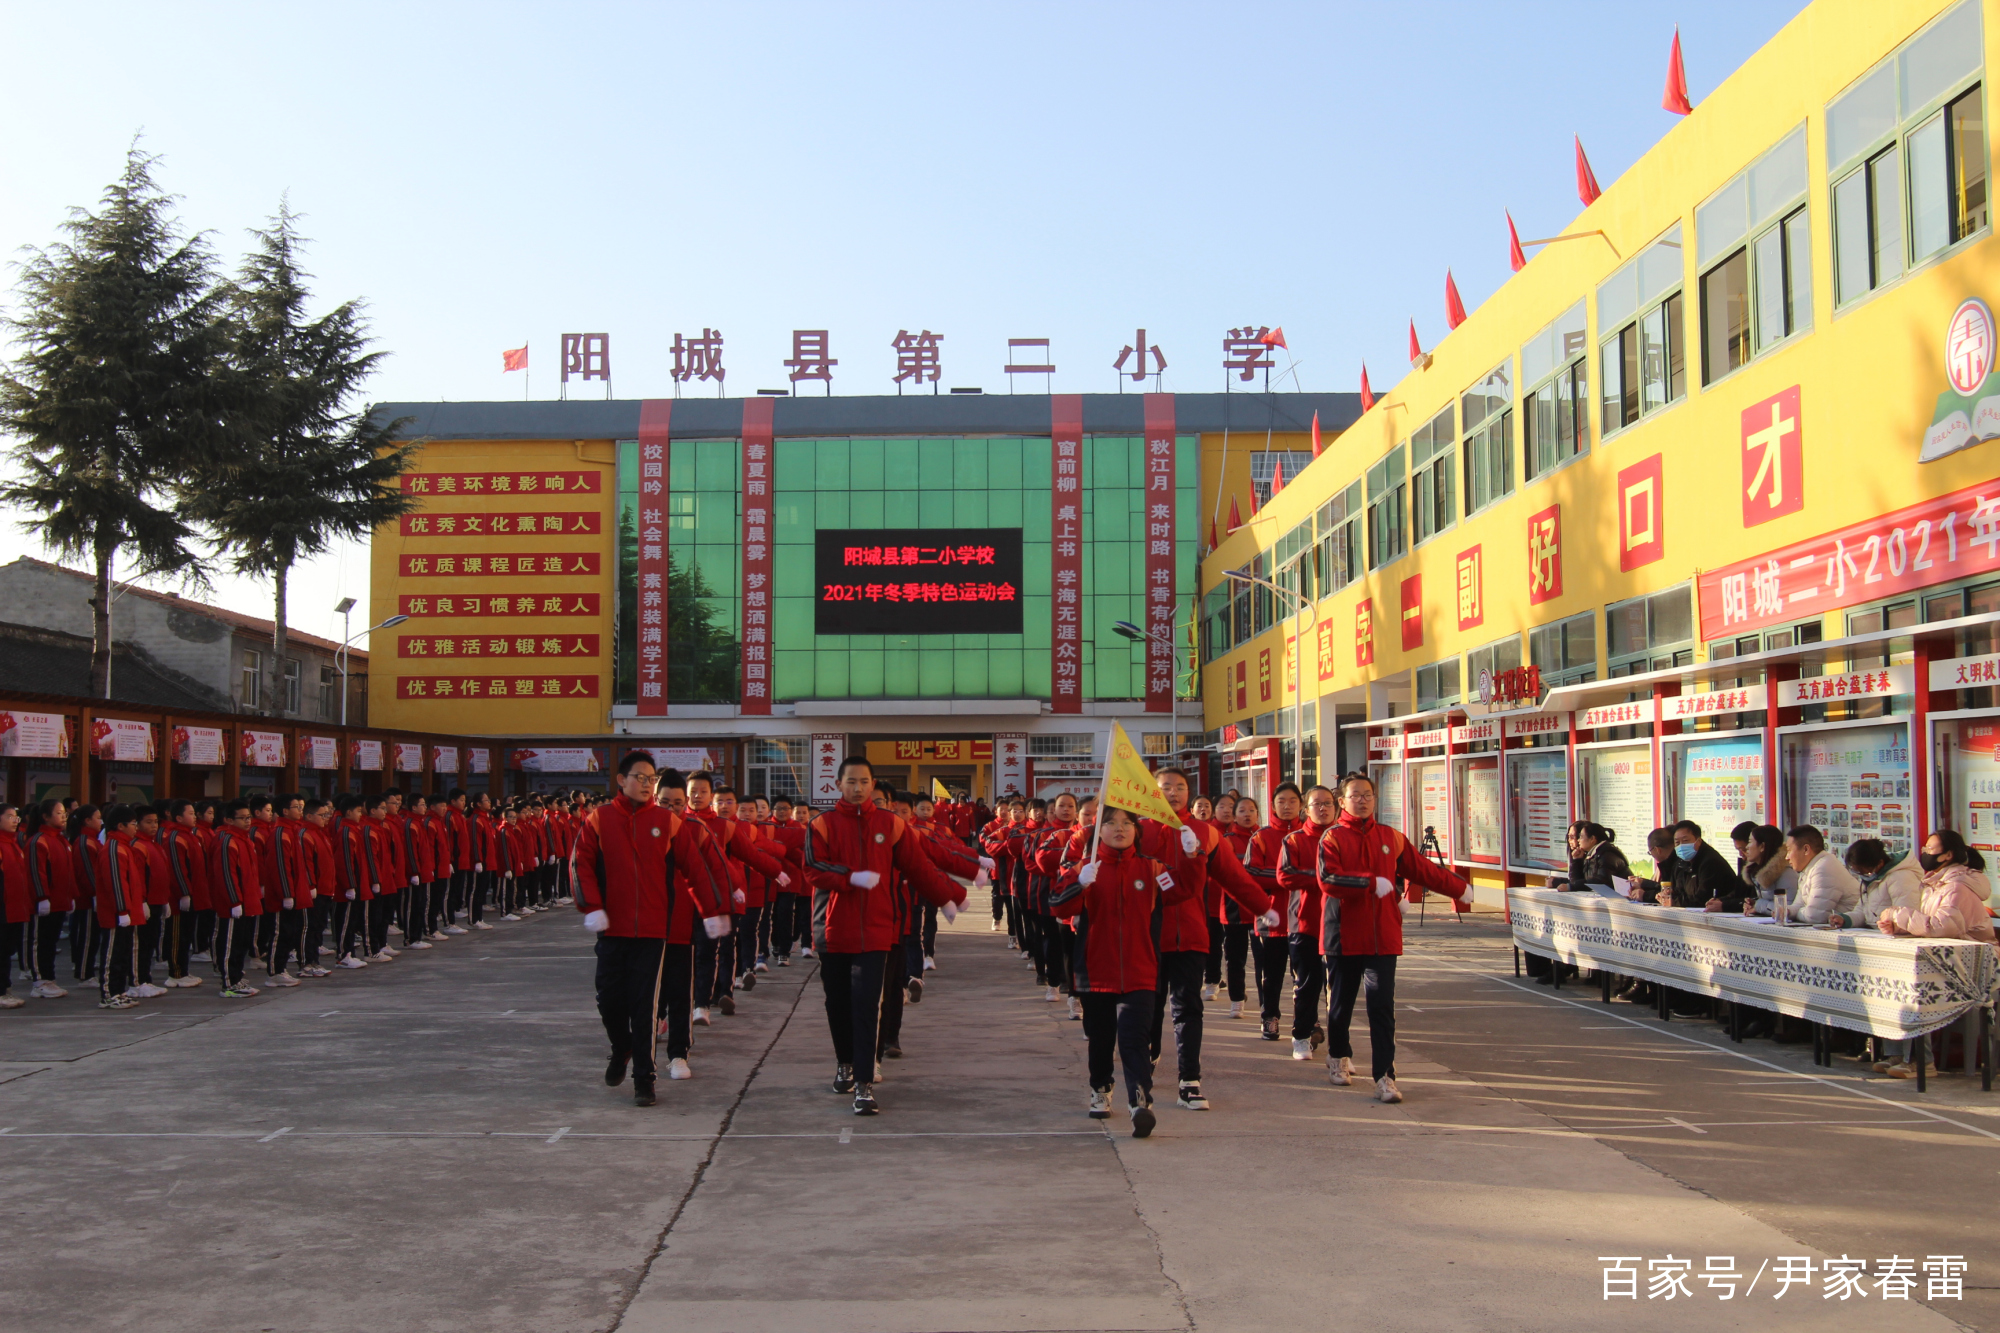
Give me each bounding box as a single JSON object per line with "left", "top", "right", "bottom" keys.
{"left": 1114, "top": 329, "right": 1167, "bottom": 383}
{"left": 892, "top": 329, "right": 943, "bottom": 388}
{"left": 785, "top": 329, "right": 836, "bottom": 388}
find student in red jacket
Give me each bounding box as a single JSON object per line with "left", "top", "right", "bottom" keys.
{"left": 802, "top": 756, "right": 966, "bottom": 1115}
{"left": 300, "top": 799, "right": 338, "bottom": 976}
{"left": 573, "top": 754, "right": 731, "bottom": 1102}
{"left": 1243, "top": 785, "right": 1304, "bottom": 1043}
{"left": 331, "top": 796, "right": 375, "bottom": 967}
{"left": 397, "top": 793, "right": 438, "bottom": 950}
{"left": 68, "top": 804, "right": 103, "bottom": 983}
{"left": 912, "top": 791, "right": 990, "bottom": 976}
{"left": 470, "top": 792, "right": 498, "bottom": 928}
{"left": 23, "top": 800, "right": 75, "bottom": 999}
{"left": 685, "top": 773, "right": 785, "bottom": 1019}
{"left": 1311, "top": 773, "right": 1471, "bottom": 1102}
{"left": 0, "top": 805, "right": 28, "bottom": 1008}
{"left": 208, "top": 800, "right": 264, "bottom": 998}
{"left": 1275, "top": 785, "right": 1340, "bottom": 1060}
{"left": 362, "top": 794, "right": 401, "bottom": 961}
{"left": 1051, "top": 805, "right": 1200, "bottom": 1137}
{"left": 158, "top": 801, "right": 209, "bottom": 988}
{"left": 442, "top": 789, "right": 475, "bottom": 934}
{"left": 130, "top": 808, "right": 174, "bottom": 997}
{"left": 91, "top": 806, "right": 149, "bottom": 1008}
{"left": 767, "top": 795, "right": 810, "bottom": 965}
{"left": 254, "top": 794, "right": 312, "bottom": 985}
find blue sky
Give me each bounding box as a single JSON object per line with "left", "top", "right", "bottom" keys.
{"left": 0, "top": 0, "right": 1810, "bottom": 643}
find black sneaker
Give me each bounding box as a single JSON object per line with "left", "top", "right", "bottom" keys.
{"left": 717, "top": 994, "right": 736, "bottom": 1016}
{"left": 633, "top": 1081, "right": 656, "bottom": 1107}
{"left": 1261, "top": 1017, "right": 1281, "bottom": 1041}
{"left": 1129, "top": 1096, "right": 1156, "bottom": 1139}
{"left": 833, "top": 1064, "right": 857, "bottom": 1094}
{"left": 740, "top": 971, "right": 756, "bottom": 992}
{"left": 605, "top": 1051, "right": 630, "bottom": 1087}
{"left": 852, "top": 1084, "right": 878, "bottom": 1115}
{"left": 881, "top": 1044, "right": 903, "bottom": 1059}
{"left": 906, "top": 977, "right": 923, "bottom": 1004}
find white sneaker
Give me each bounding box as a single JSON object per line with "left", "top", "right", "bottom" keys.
{"left": 667, "top": 1058, "right": 692, "bottom": 1080}
{"left": 133, "top": 983, "right": 168, "bottom": 998}
{"left": 800, "top": 947, "right": 815, "bottom": 959}
{"left": 1067, "top": 994, "right": 1081, "bottom": 1019}
{"left": 408, "top": 940, "right": 434, "bottom": 950}
{"left": 0, "top": 994, "right": 25, "bottom": 1008}
{"left": 693, "top": 1007, "right": 711, "bottom": 1026}
{"left": 444, "top": 925, "right": 468, "bottom": 935}
{"left": 989, "top": 920, "right": 1001, "bottom": 933}
{"left": 1291, "top": 1037, "right": 1313, "bottom": 1061}
{"left": 188, "top": 951, "right": 211, "bottom": 963}
{"left": 1229, "top": 1000, "right": 1243, "bottom": 1019}
{"left": 1200, "top": 983, "right": 1217, "bottom": 1001}
{"left": 1045, "top": 985, "right": 1059, "bottom": 1002}
{"left": 371, "top": 950, "right": 396, "bottom": 963}
{"left": 922, "top": 956, "right": 935, "bottom": 972}
{"left": 473, "top": 921, "right": 494, "bottom": 930}
{"left": 426, "top": 932, "right": 449, "bottom": 942}
{"left": 266, "top": 972, "right": 301, "bottom": 988}
{"left": 1329, "top": 1056, "right": 1353, "bottom": 1086}
{"left": 337, "top": 957, "right": 368, "bottom": 969}
{"left": 382, "top": 946, "right": 401, "bottom": 956}
{"left": 754, "top": 960, "right": 768, "bottom": 973}
{"left": 29, "top": 980, "right": 67, "bottom": 998}
{"left": 501, "top": 913, "right": 521, "bottom": 922}
{"left": 1375, "top": 1075, "right": 1403, "bottom": 1104}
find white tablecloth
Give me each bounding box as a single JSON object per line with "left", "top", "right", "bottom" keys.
{"left": 1507, "top": 887, "right": 1998, "bottom": 1039}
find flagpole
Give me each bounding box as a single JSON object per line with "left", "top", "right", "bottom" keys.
{"left": 525, "top": 338, "right": 531, "bottom": 401}
{"left": 1087, "top": 724, "right": 1113, "bottom": 865}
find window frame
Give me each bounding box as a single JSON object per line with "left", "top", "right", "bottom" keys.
{"left": 1528, "top": 610, "right": 1598, "bottom": 687}
{"left": 1409, "top": 405, "right": 1457, "bottom": 547}
{"left": 1599, "top": 224, "right": 1690, "bottom": 434}
{"left": 1698, "top": 128, "right": 1812, "bottom": 388}
{"left": 1317, "top": 481, "right": 1364, "bottom": 598}
{"left": 241, "top": 649, "right": 262, "bottom": 709}
{"left": 1366, "top": 446, "right": 1407, "bottom": 572}
{"left": 1459, "top": 360, "right": 1515, "bottom": 518}
{"left": 1521, "top": 301, "right": 1590, "bottom": 482}
{"left": 1605, "top": 583, "right": 1696, "bottom": 677}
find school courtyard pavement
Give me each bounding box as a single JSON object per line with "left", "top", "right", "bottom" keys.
{"left": 0, "top": 899, "right": 1992, "bottom": 1333}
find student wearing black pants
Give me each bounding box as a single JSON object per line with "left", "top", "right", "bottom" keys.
{"left": 770, "top": 891, "right": 802, "bottom": 959}
{"left": 1221, "top": 921, "right": 1252, "bottom": 1012}
{"left": 596, "top": 935, "right": 665, "bottom": 1089}
{"left": 1290, "top": 937, "right": 1326, "bottom": 1047}
{"left": 1204, "top": 918, "right": 1224, "bottom": 990}
{"left": 1252, "top": 933, "right": 1290, "bottom": 1039}
{"left": 821, "top": 951, "right": 888, "bottom": 1089}
{"left": 1083, "top": 990, "right": 1156, "bottom": 1115}
{"left": 1146, "top": 951, "right": 1206, "bottom": 1087}
{"left": 1326, "top": 955, "right": 1397, "bottom": 1081}
{"left": 653, "top": 942, "right": 696, "bottom": 1066}
{"left": 25, "top": 911, "right": 63, "bottom": 994}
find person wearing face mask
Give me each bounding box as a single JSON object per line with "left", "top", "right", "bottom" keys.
{"left": 1780, "top": 825, "right": 1860, "bottom": 925}
{"left": 1881, "top": 830, "right": 1997, "bottom": 943}
{"left": 1668, "top": 821, "right": 1743, "bottom": 912}
{"left": 1838, "top": 838, "right": 1925, "bottom": 1075}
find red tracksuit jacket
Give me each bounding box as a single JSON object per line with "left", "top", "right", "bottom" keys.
{"left": 27, "top": 827, "right": 76, "bottom": 915}
{"left": 209, "top": 827, "right": 263, "bottom": 919}
{"left": 1050, "top": 843, "right": 1196, "bottom": 994}
{"left": 1311, "top": 814, "right": 1470, "bottom": 957}
{"left": 1135, "top": 817, "right": 1270, "bottom": 953}
{"left": 571, "top": 794, "right": 729, "bottom": 942}
{"left": 1244, "top": 817, "right": 1303, "bottom": 939}
{"left": 803, "top": 800, "right": 964, "bottom": 953}
{"left": 160, "top": 825, "right": 209, "bottom": 912}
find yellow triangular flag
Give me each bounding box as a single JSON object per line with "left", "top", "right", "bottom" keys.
{"left": 1100, "top": 721, "right": 1183, "bottom": 828}
{"left": 932, "top": 777, "right": 950, "bottom": 802}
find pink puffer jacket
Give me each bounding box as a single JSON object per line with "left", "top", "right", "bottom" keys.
{"left": 1881, "top": 865, "right": 1997, "bottom": 943}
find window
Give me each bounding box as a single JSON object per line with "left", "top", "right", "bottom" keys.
{"left": 1317, "top": 482, "right": 1363, "bottom": 595}
{"left": 1415, "top": 658, "right": 1461, "bottom": 710}
{"left": 241, "top": 650, "right": 262, "bottom": 709}
{"left": 1250, "top": 451, "right": 1314, "bottom": 507}
{"left": 1273, "top": 518, "right": 1316, "bottom": 613}
{"left": 745, "top": 738, "right": 808, "bottom": 800}
{"left": 1829, "top": 1, "right": 1986, "bottom": 305}
{"left": 1700, "top": 250, "right": 1751, "bottom": 384}
{"left": 1410, "top": 406, "right": 1455, "bottom": 544}
{"left": 319, "top": 665, "right": 337, "bottom": 718}
{"left": 1030, "top": 734, "right": 1095, "bottom": 757}
{"left": 1460, "top": 361, "right": 1514, "bottom": 515}
{"left": 1699, "top": 129, "right": 1810, "bottom": 385}
{"left": 1522, "top": 301, "right": 1589, "bottom": 479}
{"left": 1600, "top": 225, "right": 1687, "bottom": 431}
{"left": 1529, "top": 611, "right": 1596, "bottom": 686}
{"left": 1606, "top": 585, "right": 1695, "bottom": 676}
{"left": 282, "top": 657, "right": 301, "bottom": 714}
{"left": 1366, "top": 446, "right": 1406, "bottom": 570}
{"left": 1466, "top": 635, "right": 1523, "bottom": 699}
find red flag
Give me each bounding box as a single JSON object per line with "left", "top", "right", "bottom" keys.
{"left": 1271, "top": 459, "right": 1286, "bottom": 496}
{"left": 1445, "top": 271, "right": 1468, "bottom": 330}
{"left": 1507, "top": 211, "right": 1528, "bottom": 272}
{"left": 1408, "top": 320, "right": 1424, "bottom": 366}
{"left": 1663, "top": 28, "right": 1693, "bottom": 115}
{"left": 1259, "top": 327, "right": 1287, "bottom": 350}
{"left": 1575, "top": 136, "right": 1602, "bottom": 206}
{"left": 1310, "top": 410, "right": 1323, "bottom": 458}
{"left": 1209, "top": 517, "right": 1220, "bottom": 549}
{"left": 1249, "top": 485, "right": 1261, "bottom": 517}
{"left": 1227, "top": 496, "right": 1243, "bottom": 532}
{"left": 502, "top": 344, "right": 528, "bottom": 373}
{"left": 1359, "top": 364, "right": 1375, "bottom": 411}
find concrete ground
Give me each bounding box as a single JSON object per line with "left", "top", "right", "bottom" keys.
{"left": 0, "top": 899, "right": 1992, "bottom": 1333}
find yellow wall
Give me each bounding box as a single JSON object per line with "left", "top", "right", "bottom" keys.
{"left": 1198, "top": 429, "right": 1323, "bottom": 542}
{"left": 1203, "top": 0, "right": 2000, "bottom": 732}
{"left": 370, "top": 440, "right": 617, "bottom": 735}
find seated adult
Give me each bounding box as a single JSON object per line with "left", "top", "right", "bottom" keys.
{"left": 1627, "top": 828, "right": 1673, "bottom": 904}
{"left": 1669, "top": 821, "right": 1743, "bottom": 912}
{"left": 1783, "top": 825, "right": 1860, "bottom": 924}
{"left": 1730, "top": 820, "right": 1760, "bottom": 874}
{"left": 1880, "top": 830, "right": 1998, "bottom": 943}
{"left": 1567, "top": 821, "right": 1630, "bottom": 891}
{"left": 1832, "top": 838, "right": 1921, "bottom": 929}
{"left": 1739, "top": 824, "right": 1796, "bottom": 916}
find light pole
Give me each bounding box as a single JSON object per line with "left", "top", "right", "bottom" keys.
{"left": 1220, "top": 567, "right": 1318, "bottom": 789}
{"left": 336, "top": 602, "right": 408, "bottom": 727}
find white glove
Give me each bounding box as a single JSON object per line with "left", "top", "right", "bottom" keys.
{"left": 702, "top": 914, "right": 732, "bottom": 939}
{"left": 775, "top": 872, "right": 791, "bottom": 888}
{"left": 978, "top": 856, "right": 996, "bottom": 872}
{"left": 732, "top": 889, "right": 746, "bottom": 909}
{"left": 345, "top": 890, "right": 356, "bottom": 901}
{"left": 230, "top": 906, "right": 243, "bottom": 918}
{"left": 942, "top": 899, "right": 960, "bottom": 923}
{"left": 283, "top": 897, "right": 294, "bottom": 910}
{"left": 849, "top": 870, "right": 880, "bottom": 889}
{"left": 475, "top": 862, "right": 484, "bottom": 872}
{"left": 36, "top": 900, "right": 50, "bottom": 916}
{"left": 410, "top": 876, "right": 419, "bottom": 887}
{"left": 1374, "top": 877, "right": 1397, "bottom": 899}
{"left": 583, "top": 910, "right": 610, "bottom": 933}
{"left": 973, "top": 867, "right": 991, "bottom": 888}
{"left": 1078, "top": 861, "right": 1099, "bottom": 887}
{"left": 1258, "top": 909, "right": 1282, "bottom": 929}
{"left": 178, "top": 896, "right": 190, "bottom": 912}
{"left": 117, "top": 913, "right": 131, "bottom": 927}
{"left": 1180, "top": 826, "right": 1200, "bottom": 855}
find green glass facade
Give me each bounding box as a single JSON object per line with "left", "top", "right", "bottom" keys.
{"left": 616, "top": 433, "right": 1198, "bottom": 705}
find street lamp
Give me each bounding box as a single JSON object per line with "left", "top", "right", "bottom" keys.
{"left": 336, "top": 603, "right": 408, "bottom": 727}
{"left": 1220, "top": 567, "right": 1318, "bottom": 791}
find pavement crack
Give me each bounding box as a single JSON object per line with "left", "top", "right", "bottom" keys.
{"left": 605, "top": 965, "right": 817, "bottom": 1333}
{"left": 1107, "top": 1133, "right": 1197, "bottom": 1332}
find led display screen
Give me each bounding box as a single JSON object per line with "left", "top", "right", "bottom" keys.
{"left": 814, "top": 528, "right": 1023, "bottom": 635}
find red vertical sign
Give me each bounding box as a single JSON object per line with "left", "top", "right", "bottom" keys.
{"left": 1143, "top": 393, "right": 1176, "bottom": 713}
{"left": 1050, "top": 395, "right": 1084, "bottom": 715}
{"left": 636, "top": 399, "right": 672, "bottom": 716}
{"left": 741, "top": 398, "right": 774, "bottom": 716}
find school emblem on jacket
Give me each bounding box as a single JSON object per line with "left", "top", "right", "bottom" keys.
{"left": 651, "top": 828, "right": 661, "bottom": 837}
{"left": 874, "top": 833, "right": 884, "bottom": 843}
{"left": 1382, "top": 844, "right": 1390, "bottom": 854}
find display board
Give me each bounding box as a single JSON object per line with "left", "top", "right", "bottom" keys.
{"left": 1784, "top": 722, "right": 1912, "bottom": 859}
{"left": 1370, "top": 761, "right": 1405, "bottom": 835}
{"left": 1411, "top": 759, "right": 1449, "bottom": 859}
{"left": 1, "top": 712, "right": 72, "bottom": 759}
{"left": 1507, "top": 748, "right": 1572, "bottom": 870}
{"left": 814, "top": 528, "right": 1023, "bottom": 634}
{"left": 1453, "top": 756, "right": 1502, "bottom": 863}
{"left": 1948, "top": 719, "right": 2000, "bottom": 855}
{"left": 1580, "top": 744, "right": 1653, "bottom": 848}
{"left": 1671, "top": 735, "right": 1766, "bottom": 833}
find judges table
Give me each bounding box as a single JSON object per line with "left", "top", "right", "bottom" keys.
{"left": 1507, "top": 887, "right": 1999, "bottom": 1089}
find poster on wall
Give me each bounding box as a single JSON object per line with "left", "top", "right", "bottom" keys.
{"left": 1412, "top": 760, "right": 1449, "bottom": 859}
{"left": 393, "top": 742, "right": 424, "bottom": 774}
{"left": 91, "top": 718, "right": 155, "bottom": 762}
{"left": 1788, "top": 723, "right": 1911, "bottom": 859}
{"left": 1677, "top": 737, "right": 1766, "bottom": 832}
{"left": 993, "top": 732, "right": 1028, "bottom": 799}
{"left": 1, "top": 712, "right": 73, "bottom": 759}
{"left": 467, "top": 747, "right": 491, "bottom": 776}
{"left": 241, "top": 730, "right": 286, "bottom": 768}
{"left": 173, "top": 726, "right": 224, "bottom": 766}
{"left": 1371, "top": 762, "right": 1405, "bottom": 835}
{"left": 351, "top": 739, "right": 384, "bottom": 771}
{"left": 432, "top": 745, "right": 460, "bottom": 776}
{"left": 1585, "top": 746, "right": 1654, "bottom": 851}
{"left": 639, "top": 747, "right": 714, "bottom": 775}
{"left": 810, "top": 734, "right": 845, "bottom": 804}
{"left": 1454, "top": 757, "right": 1502, "bottom": 863}
{"left": 508, "top": 747, "right": 602, "bottom": 773}
{"left": 303, "top": 736, "right": 339, "bottom": 770}
{"left": 1952, "top": 721, "right": 2000, "bottom": 854}
{"left": 1507, "top": 749, "right": 1571, "bottom": 871}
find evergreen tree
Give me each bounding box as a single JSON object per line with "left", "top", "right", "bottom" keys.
{"left": 0, "top": 145, "right": 230, "bottom": 697}
{"left": 183, "top": 200, "right": 416, "bottom": 716}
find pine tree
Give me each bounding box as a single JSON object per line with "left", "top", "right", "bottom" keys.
{"left": 0, "top": 145, "right": 229, "bottom": 697}
{"left": 183, "top": 200, "right": 416, "bottom": 716}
